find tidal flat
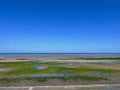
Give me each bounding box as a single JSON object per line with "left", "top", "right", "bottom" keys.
{"left": 0, "top": 60, "right": 120, "bottom": 86}
{"left": 0, "top": 53, "right": 120, "bottom": 86}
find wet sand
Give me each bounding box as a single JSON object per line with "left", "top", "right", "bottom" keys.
{"left": 0, "top": 53, "right": 120, "bottom": 60}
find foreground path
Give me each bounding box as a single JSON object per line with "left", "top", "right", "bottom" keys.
{"left": 0, "top": 84, "right": 120, "bottom": 90}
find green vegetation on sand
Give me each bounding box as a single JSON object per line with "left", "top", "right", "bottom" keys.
{"left": 0, "top": 61, "right": 120, "bottom": 83}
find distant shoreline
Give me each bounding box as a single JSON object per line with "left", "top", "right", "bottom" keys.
{"left": 0, "top": 53, "right": 120, "bottom": 59}
{"left": 0, "top": 52, "right": 120, "bottom": 54}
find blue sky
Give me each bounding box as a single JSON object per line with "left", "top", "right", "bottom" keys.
{"left": 0, "top": 0, "right": 120, "bottom": 53}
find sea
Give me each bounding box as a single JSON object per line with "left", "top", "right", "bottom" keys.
{"left": 0, "top": 53, "right": 120, "bottom": 58}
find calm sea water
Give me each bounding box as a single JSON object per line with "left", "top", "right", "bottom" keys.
{"left": 0, "top": 53, "right": 120, "bottom": 59}
{"left": 0, "top": 53, "right": 119, "bottom": 56}
{"left": 0, "top": 53, "right": 120, "bottom": 58}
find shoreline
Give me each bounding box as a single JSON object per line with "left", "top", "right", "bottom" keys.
{"left": 0, "top": 59, "right": 120, "bottom": 62}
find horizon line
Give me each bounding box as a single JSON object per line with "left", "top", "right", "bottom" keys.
{"left": 0, "top": 52, "right": 120, "bottom": 54}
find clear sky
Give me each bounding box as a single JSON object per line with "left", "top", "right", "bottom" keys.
{"left": 0, "top": 0, "right": 120, "bottom": 53}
